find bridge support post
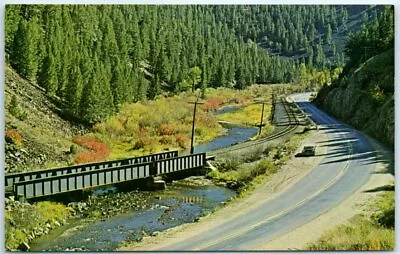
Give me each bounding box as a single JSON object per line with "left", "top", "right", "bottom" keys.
{"left": 144, "top": 177, "right": 166, "bottom": 191}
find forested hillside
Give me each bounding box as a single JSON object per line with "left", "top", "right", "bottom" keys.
{"left": 5, "top": 5, "right": 377, "bottom": 124}
{"left": 215, "top": 5, "right": 380, "bottom": 64}
{"left": 314, "top": 7, "right": 394, "bottom": 148}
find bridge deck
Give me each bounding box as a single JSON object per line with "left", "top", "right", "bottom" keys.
{"left": 12, "top": 153, "right": 206, "bottom": 199}
{"left": 6, "top": 150, "right": 178, "bottom": 187}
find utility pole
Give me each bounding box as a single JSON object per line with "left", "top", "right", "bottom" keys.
{"left": 189, "top": 98, "right": 204, "bottom": 154}
{"left": 255, "top": 99, "right": 267, "bottom": 135}
{"left": 269, "top": 91, "right": 275, "bottom": 124}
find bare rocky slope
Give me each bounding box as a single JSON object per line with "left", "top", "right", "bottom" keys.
{"left": 4, "top": 66, "right": 86, "bottom": 173}
{"left": 314, "top": 49, "right": 394, "bottom": 149}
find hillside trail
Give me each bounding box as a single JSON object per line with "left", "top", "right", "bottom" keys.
{"left": 119, "top": 128, "right": 393, "bottom": 251}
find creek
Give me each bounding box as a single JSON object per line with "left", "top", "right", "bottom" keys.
{"left": 194, "top": 124, "right": 257, "bottom": 153}
{"left": 30, "top": 181, "right": 236, "bottom": 251}
{"left": 194, "top": 106, "right": 258, "bottom": 153}
{"left": 30, "top": 107, "right": 254, "bottom": 251}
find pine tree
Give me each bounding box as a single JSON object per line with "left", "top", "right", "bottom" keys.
{"left": 326, "top": 24, "right": 333, "bottom": 46}
{"left": 186, "top": 66, "right": 202, "bottom": 93}
{"left": 80, "top": 60, "right": 114, "bottom": 124}
{"left": 235, "top": 60, "right": 246, "bottom": 89}
{"left": 57, "top": 8, "right": 74, "bottom": 97}
{"left": 64, "top": 63, "right": 83, "bottom": 117}
{"left": 38, "top": 53, "right": 58, "bottom": 95}
{"left": 135, "top": 71, "right": 148, "bottom": 102}
{"left": 111, "top": 58, "right": 130, "bottom": 109}
{"left": 5, "top": 5, "right": 21, "bottom": 55}
{"left": 11, "top": 17, "right": 41, "bottom": 82}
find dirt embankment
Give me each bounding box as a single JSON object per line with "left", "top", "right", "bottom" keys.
{"left": 5, "top": 66, "right": 86, "bottom": 173}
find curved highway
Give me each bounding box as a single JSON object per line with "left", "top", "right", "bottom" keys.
{"left": 152, "top": 92, "right": 379, "bottom": 250}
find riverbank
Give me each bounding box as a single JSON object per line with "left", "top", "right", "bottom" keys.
{"left": 28, "top": 180, "right": 236, "bottom": 252}
{"left": 4, "top": 188, "right": 154, "bottom": 251}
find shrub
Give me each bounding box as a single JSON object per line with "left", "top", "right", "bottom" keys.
{"left": 105, "top": 116, "right": 126, "bottom": 137}
{"left": 9, "top": 94, "right": 27, "bottom": 121}
{"left": 194, "top": 128, "right": 203, "bottom": 136}
{"left": 92, "top": 122, "right": 107, "bottom": 134}
{"left": 242, "top": 145, "right": 264, "bottom": 162}
{"left": 237, "top": 159, "right": 274, "bottom": 182}
{"left": 249, "top": 160, "right": 268, "bottom": 178}
{"left": 36, "top": 201, "right": 71, "bottom": 223}
{"left": 160, "top": 135, "right": 175, "bottom": 145}
{"left": 263, "top": 145, "right": 273, "bottom": 156}
{"left": 272, "top": 147, "right": 285, "bottom": 161}
{"left": 307, "top": 218, "right": 394, "bottom": 251}
{"left": 159, "top": 123, "right": 175, "bottom": 135}
{"left": 175, "top": 134, "right": 189, "bottom": 148}
{"left": 5, "top": 200, "right": 71, "bottom": 250}
{"left": 82, "top": 92, "right": 222, "bottom": 158}
{"left": 197, "top": 113, "right": 219, "bottom": 128}
{"left": 372, "top": 191, "right": 394, "bottom": 228}
{"left": 202, "top": 97, "right": 224, "bottom": 111}
{"left": 69, "top": 144, "right": 77, "bottom": 155}
{"left": 219, "top": 156, "right": 242, "bottom": 172}
{"left": 133, "top": 136, "right": 151, "bottom": 149}
{"left": 307, "top": 189, "right": 395, "bottom": 251}
{"left": 72, "top": 136, "right": 109, "bottom": 164}
{"left": 5, "top": 129, "right": 23, "bottom": 147}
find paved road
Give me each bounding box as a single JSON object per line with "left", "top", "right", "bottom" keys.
{"left": 154, "top": 92, "right": 380, "bottom": 250}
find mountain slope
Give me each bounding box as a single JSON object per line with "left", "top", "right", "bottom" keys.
{"left": 314, "top": 48, "right": 394, "bottom": 148}
{"left": 5, "top": 66, "right": 86, "bottom": 173}
{"left": 5, "top": 5, "right": 377, "bottom": 125}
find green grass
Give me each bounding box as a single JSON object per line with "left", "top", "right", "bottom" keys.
{"left": 5, "top": 200, "right": 72, "bottom": 250}
{"left": 307, "top": 190, "right": 394, "bottom": 251}
{"left": 216, "top": 103, "right": 274, "bottom": 137}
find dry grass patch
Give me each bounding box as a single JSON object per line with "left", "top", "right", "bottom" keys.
{"left": 307, "top": 191, "right": 394, "bottom": 251}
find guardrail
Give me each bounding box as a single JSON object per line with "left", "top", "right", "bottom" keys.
{"left": 13, "top": 153, "right": 206, "bottom": 199}
{"left": 6, "top": 150, "right": 178, "bottom": 187}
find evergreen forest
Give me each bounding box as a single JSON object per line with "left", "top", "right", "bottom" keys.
{"left": 5, "top": 5, "right": 380, "bottom": 124}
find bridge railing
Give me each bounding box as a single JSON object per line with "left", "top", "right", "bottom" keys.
{"left": 6, "top": 150, "right": 178, "bottom": 187}
{"left": 14, "top": 162, "right": 152, "bottom": 199}
{"left": 157, "top": 153, "right": 206, "bottom": 174}
{"left": 13, "top": 153, "right": 206, "bottom": 199}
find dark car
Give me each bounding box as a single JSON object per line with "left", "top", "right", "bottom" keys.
{"left": 295, "top": 145, "right": 316, "bottom": 157}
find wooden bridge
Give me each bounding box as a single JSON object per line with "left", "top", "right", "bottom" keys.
{"left": 5, "top": 151, "right": 206, "bottom": 199}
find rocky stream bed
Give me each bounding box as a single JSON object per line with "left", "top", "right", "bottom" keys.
{"left": 26, "top": 176, "right": 236, "bottom": 251}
